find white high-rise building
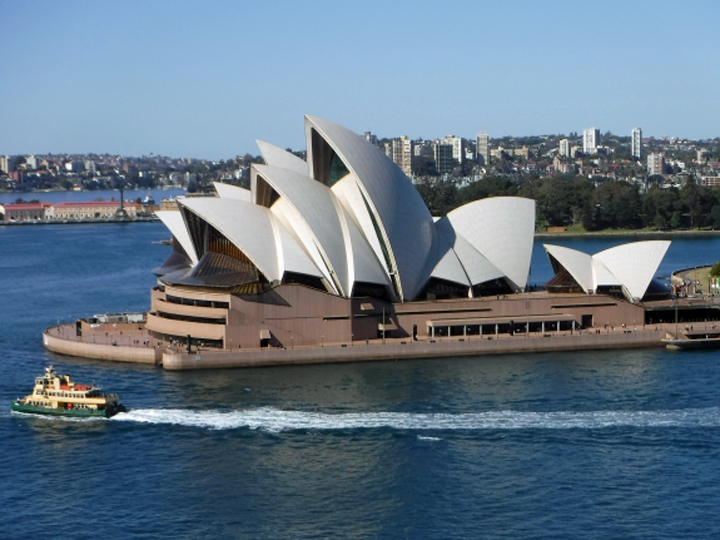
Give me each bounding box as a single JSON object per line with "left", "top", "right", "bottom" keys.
{"left": 559, "top": 139, "right": 570, "bottom": 157}
{"left": 0, "top": 155, "right": 10, "bottom": 173}
{"left": 583, "top": 128, "right": 600, "bottom": 154}
{"left": 395, "top": 136, "right": 413, "bottom": 177}
{"left": 476, "top": 131, "right": 489, "bottom": 164}
{"left": 631, "top": 128, "right": 643, "bottom": 159}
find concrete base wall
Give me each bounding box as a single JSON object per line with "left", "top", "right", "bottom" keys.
{"left": 43, "top": 330, "right": 162, "bottom": 364}
{"left": 162, "top": 329, "right": 665, "bottom": 370}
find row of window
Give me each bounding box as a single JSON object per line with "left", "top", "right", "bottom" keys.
{"left": 156, "top": 311, "right": 227, "bottom": 325}
{"left": 148, "top": 330, "right": 224, "bottom": 349}
{"left": 166, "top": 294, "right": 229, "bottom": 309}
{"left": 37, "top": 390, "right": 86, "bottom": 398}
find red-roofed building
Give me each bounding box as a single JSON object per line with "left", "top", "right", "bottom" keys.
{"left": 0, "top": 202, "right": 52, "bottom": 221}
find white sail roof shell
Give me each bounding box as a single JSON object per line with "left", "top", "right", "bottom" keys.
{"left": 433, "top": 216, "right": 505, "bottom": 286}
{"left": 213, "top": 182, "right": 251, "bottom": 202}
{"left": 594, "top": 240, "right": 670, "bottom": 301}
{"left": 156, "top": 117, "right": 544, "bottom": 302}
{"left": 305, "top": 115, "right": 437, "bottom": 301}
{"left": 543, "top": 244, "right": 596, "bottom": 293}
{"left": 155, "top": 210, "right": 199, "bottom": 265}
{"left": 444, "top": 197, "right": 536, "bottom": 290}
{"left": 544, "top": 240, "right": 671, "bottom": 301}
{"left": 331, "top": 174, "right": 389, "bottom": 276}
{"left": 254, "top": 164, "right": 386, "bottom": 296}
{"left": 256, "top": 140, "right": 309, "bottom": 175}
{"left": 178, "top": 196, "right": 322, "bottom": 283}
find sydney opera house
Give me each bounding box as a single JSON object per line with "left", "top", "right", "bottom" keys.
{"left": 128, "top": 115, "right": 676, "bottom": 361}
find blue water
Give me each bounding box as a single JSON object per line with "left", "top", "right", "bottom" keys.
{"left": 2, "top": 224, "right": 720, "bottom": 539}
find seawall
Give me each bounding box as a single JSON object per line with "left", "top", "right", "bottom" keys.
{"left": 43, "top": 328, "right": 162, "bottom": 364}
{"left": 162, "top": 329, "right": 666, "bottom": 370}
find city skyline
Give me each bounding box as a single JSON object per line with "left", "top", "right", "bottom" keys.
{"left": 2, "top": 0, "right": 719, "bottom": 160}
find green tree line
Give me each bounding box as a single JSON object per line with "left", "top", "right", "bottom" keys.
{"left": 415, "top": 175, "right": 720, "bottom": 231}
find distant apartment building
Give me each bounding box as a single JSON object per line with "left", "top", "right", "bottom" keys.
{"left": 647, "top": 153, "right": 664, "bottom": 176}
{"left": 552, "top": 155, "right": 575, "bottom": 175}
{"left": 631, "top": 128, "right": 643, "bottom": 159}
{"left": 559, "top": 139, "right": 570, "bottom": 157}
{"left": 514, "top": 146, "right": 530, "bottom": 160}
{"left": 434, "top": 142, "right": 454, "bottom": 175}
{"left": 25, "top": 155, "right": 37, "bottom": 170}
{"left": 0, "top": 155, "right": 12, "bottom": 173}
{"left": 64, "top": 161, "right": 85, "bottom": 172}
{"left": 384, "top": 136, "right": 414, "bottom": 177}
{"left": 700, "top": 176, "right": 720, "bottom": 188}
{"left": 476, "top": 131, "right": 489, "bottom": 165}
{"left": 583, "top": 128, "right": 600, "bottom": 154}
{"left": 442, "top": 136, "right": 464, "bottom": 164}
{"left": 363, "top": 131, "right": 378, "bottom": 146}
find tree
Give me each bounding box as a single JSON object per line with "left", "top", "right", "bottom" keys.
{"left": 584, "top": 181, "right": 642, "bottom": 230}
{"left": 415, "top": 181, "right": 458, "bottom": 216}
{"left": 642, "top": 186, "right": 678, "bottom": 229}
{"left": 520, "top": 176, "right": 593, "bottom": 228}
{"left": 457, "top": 176, "right": 517, "bottom": 205}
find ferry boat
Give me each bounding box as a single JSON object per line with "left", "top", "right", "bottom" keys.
{"left": 11, "top": 366, "right": 126, "bottom": 418}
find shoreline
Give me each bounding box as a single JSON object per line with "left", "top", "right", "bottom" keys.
{"left": 0, "top": 217, "right": 159, "bottom": 226}
{"left": 535, "top": 229, "right": 720, "bottom": 239}
{"left": 4, "top": 217, "right": 718, "bottom": 237}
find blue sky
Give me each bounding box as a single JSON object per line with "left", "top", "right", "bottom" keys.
{"left": 2, "top": 0, "right": 719, "bottom": 160}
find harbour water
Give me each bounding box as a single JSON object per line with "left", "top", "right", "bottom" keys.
{"left": 3, "top": 223, "right": 720, "bottom": 538}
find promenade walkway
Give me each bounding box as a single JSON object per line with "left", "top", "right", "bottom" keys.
{"left": 43, "top": 319, "right": 677, "bottom": 370}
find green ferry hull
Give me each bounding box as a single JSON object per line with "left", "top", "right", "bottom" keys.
{"left": 11, "top": 401, "right": 126, "bottom": 418}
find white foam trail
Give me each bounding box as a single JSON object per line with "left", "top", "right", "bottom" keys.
{"left": 112, "top": 407, "right": 720, "bottom": 432}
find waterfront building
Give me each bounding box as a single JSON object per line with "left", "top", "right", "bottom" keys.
{"left": 138, "top": 115, "right": 672, "bottom": 354}
{"left": 476, "top": 131, "right": 489, "bottom": 164}
{"left": 144, "top": 116, "right": 545, "bottom": 350}
{"left": 583, "top": 128, "right": 600, "bottom": 155}
{"left": 631, "top": 128, "right": 643, "bottom": 159}
{"left": 0, "top": 202, "right": 50, "bottom": 221}
{"left": 52, "top": 201, "right": 141, "bottom": 220}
